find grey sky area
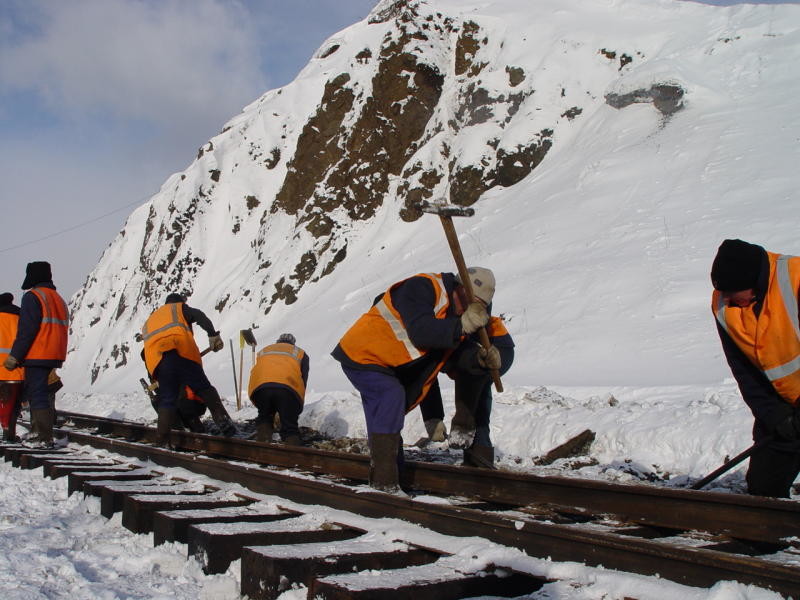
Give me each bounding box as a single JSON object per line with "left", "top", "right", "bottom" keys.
{"left": 0, "top": 0, "right": 796, "bottom": 299}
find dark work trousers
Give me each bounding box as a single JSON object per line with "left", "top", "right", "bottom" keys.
{"left": 154, "top": 351, "right": 212, "bottom": 410}
{"left": 420, "top": 373, "right": 493, "bottom": 447}
{"left": 342, "top": 365, "right": 405, "bottom": 435}
{"left": 251, "top": 386, "right": 301, "bottom": 439}
{"left": 22, "top": 366, "right": 52, "bottom": 411}
{"left": 746, "top": 445, "right": 800, "bottom": 498}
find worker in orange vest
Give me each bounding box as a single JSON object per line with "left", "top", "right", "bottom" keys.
{"left": 141, "top": 293, "right": 232, "bottom": 446}
{"left": 3, "top": 262, "right": 68, "bottom": 448}
{"left": 248, "top": 333, "right": 309, "bottom": 446}
{"left": 0, "top": 293, "right": 24, "bottom": 442}
{"left": 332, "top": 267, "right": 499, "bottom": 492}
{"left": 711, "top": 239, "right": 800, "bottom": 497}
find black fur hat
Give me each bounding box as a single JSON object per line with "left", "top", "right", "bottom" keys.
{"left": 164, "top": 293, "right": 187, "bottom": 304}
{"left": 21, "top": 261, "right": 52, "bottom": 290}
{"left": 711, "top": 239, "right": 764, "bottom": 292}
{"left": 0, "top": 292, "right": 13, "bottom": 306}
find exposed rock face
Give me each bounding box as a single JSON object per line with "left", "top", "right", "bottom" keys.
{"left": 605, "top": 83, "right": 685, "bottom": 117}
{"left": 65, "top": 0, "right": 681, "bottom": 390}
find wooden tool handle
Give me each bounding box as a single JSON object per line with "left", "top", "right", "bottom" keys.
{"left": 440, "top": 216, "right": 503, "bottom": 393}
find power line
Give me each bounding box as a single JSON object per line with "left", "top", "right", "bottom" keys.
{"left": 0, "top": 196, "right": 151, "bottom": 254}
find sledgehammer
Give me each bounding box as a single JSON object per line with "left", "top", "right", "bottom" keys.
{"left": 418, "top": 200, "right": 503, "bottom": 392}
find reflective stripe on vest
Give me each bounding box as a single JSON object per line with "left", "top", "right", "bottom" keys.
{"left": 714, "top": 253, "right": 800, "bottom": 402}
{"left": 25, "top": 287, "right": 68, "bottom": 362}
{"left": 248, "top": 343, "right": 306, "bottom": 402}
{"left": 141, "top": 303, "right": 200, "bottom": 374}
{"left": 142, "top": 304, "right": 190, "bottom": 339}
{"left": 340, "top": 273, "right": 450, "bottom": 368}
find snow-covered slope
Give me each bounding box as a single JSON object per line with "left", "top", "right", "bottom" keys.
{"left": 63, "top": 0, "right": 800, "bottom": 397}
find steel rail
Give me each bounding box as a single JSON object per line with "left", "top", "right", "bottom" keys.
{"left": 52, "top": 427, "right": 800, "bottom": 596}
{"left": 56, "top": 411, "right": 800, "bottom": 545}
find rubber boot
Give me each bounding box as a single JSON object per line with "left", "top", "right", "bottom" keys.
{"left": 424, "top": 418, "right": 447, "bottom": 443}
{"left": 255, "top": 421, "right": 274, "bottom": 443}
{"left": 368, "top": 433, "right": 401, "bottom": 492}
{"left": 26, "top": 409, "right": 54, "bottom": 448}
{"left": 463, "top": 443, "right": 496, "bottom": 469}
{"left": 197, "top": 387, "right": 236, "bottom": 437}
{"left": 282, "top": 434, "right": 302, "bottom": 446}
{"left": 184, "top": 416, "right": 206, "bottom": 434}
{"left": 155, "top": 407, "right": 178, "bottom": 448}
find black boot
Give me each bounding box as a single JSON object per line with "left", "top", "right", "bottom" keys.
{"left": 197, "top": 388, "right": 236, "bottom": 437}
{"left": 368, "top": 433, "right": 402, "bottom": 492}
{"left": 463, "top": 443, "right": 496, "bottom": 469}
{"left": 184, "top": 416, "right": 206, "bottom": 433}
{"left": 282, "top": 434, "right": 302, "bottom": 446}
{"left": 25, "top": 409, "right": 54, "bottom": 448}
{"left": 255, "top": 421, "right": 274, "bottom": 442}
{"left": 155, "top": 407, "right": 178, "bottom": 448}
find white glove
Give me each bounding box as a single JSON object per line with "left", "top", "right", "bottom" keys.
{"left": 460, "top": 302, "right": 489, "bottom": 334}
{"left": 477, "top": 345, "right": 501, "bottom": 370}
{"left": 209, "top": 334, "right": 224, "bottom": 352}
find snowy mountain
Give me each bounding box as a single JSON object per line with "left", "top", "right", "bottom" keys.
{"left": 63, "top": 0, "right": 800, "bottom": 397}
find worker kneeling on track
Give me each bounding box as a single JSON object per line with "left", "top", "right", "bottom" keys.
{"left": 248, "top": 333, "right": 309, "bottom": 446}
{"left": 332, "top": 267, "right": 499, "bottom": 493}
{"left": 141, "top": 293, "right": 234, "bottom": 447}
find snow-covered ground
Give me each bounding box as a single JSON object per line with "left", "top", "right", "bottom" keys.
{"left": 0, "top": 382, "right": 792, "bottom": 600}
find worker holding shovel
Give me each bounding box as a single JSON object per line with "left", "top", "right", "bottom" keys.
{"left": 331, "top": 267, "right": 500, "bottom": 492}
{"left": 711, "top": 239, "right": 800, "bottom": 497}
{"left": 141, "top": 293, "right": 235, "bottom": 446}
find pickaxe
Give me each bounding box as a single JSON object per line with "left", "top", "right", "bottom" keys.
{"left": 418, "top": 200, "right": 503, "bottom": 392}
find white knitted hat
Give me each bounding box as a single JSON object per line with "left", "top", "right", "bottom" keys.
{"left": 457, "top": 267, "right": 495, "bottom": 304}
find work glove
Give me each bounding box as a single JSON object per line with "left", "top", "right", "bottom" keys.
{"left": 774, "top": 410, "right": 800, "bottom": 441}
{"left": 460, "top": 301, "right": 489, "bottom": 334}
{"left": 477, "top": 345, "right": 502, "bottom": 371}
{"left": 209, "top": 334, "right": 224, "bottom": 352}
{"left": 3, "top": 355, "right": 20, "bottom": 371}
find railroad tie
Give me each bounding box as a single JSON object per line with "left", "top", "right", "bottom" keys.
{"left": 152, "top": 504, "right": 299, "bottom": 546}
{"left": 68, "top": 468, "right": 154, "bottom": 496}
{"left": 240, "top": 536, "right": 441, "bottom": 600}
{"left": 122, "top": 491, "right": 254, "bottom": 534}
{"left": 187, "top": 517, "right": 363, "bottom": 575}
{"left": 309, "top": 559, "right": 549, "bottom": 600}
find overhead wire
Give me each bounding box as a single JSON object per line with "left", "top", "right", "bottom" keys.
{"left": 0, "top": 195, "right": 152, "bottom": 254}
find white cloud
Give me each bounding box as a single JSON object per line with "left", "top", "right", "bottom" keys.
{"left": 0, "top": 0, "right": 267, "bottom": 128}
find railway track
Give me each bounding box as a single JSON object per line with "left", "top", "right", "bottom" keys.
{"left": 4, "top": 410, "right": 799, "bottom": 598}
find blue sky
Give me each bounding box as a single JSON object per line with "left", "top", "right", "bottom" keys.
{"left": 0, "top": 0, "right": 796, "bottom": 298}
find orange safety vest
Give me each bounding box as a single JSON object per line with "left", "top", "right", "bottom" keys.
{"left": 338, "top": 273, "right": 459, "bottom": 411}
{"left": 713, "top": 251, "right": 800, "bottom": 405}
{"left": 486, "top": 316, "right": 509, "bottom": 338}
{"left": 0, "top": 312, "right": 24, "bottom": 381}
{"left": 25, "top": 287, "right": 69, "bottom": 362}
{"left": 248, "top": 342, "right": 307, "bottom": 404}
{"left": 141, "top": 303, "right": 201, "bottom": 375}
